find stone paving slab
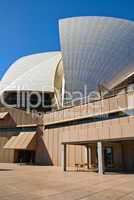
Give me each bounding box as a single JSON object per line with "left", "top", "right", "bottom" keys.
{"left": 0, "top": 163, "right": 134, "bottom": 200}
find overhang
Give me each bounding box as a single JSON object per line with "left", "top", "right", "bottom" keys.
{"left": 0, "top": 112, "right": 9, "bottom": 119}
{"left": 4, "top": 132, "right": 36, "bottom": 150}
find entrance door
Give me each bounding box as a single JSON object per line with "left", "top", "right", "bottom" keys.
{"left": 104, "top": 147, "right": 113, "bottom": 169}
{"left": 17, "top": 150, "right": 35, "bottom": 164}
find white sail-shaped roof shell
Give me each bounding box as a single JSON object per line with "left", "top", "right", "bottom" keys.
{"left": 0, "top": 52, "right": 62, "bottom": 94}
{"left": 59, "top": 16, "right": 134, "bottom": 96}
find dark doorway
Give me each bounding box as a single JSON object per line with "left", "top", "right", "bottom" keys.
{"left": 104, "top": 147, "right": 113, "bottom": 169}
{"left": 17, "top": 150, "right": 35, "bottom": 164}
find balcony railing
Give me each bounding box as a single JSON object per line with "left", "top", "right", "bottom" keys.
{"left": 43, "top": 91, "right": 134, "bottom": 125}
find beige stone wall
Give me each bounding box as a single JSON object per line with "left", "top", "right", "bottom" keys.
{"left": 0, "top": 107, "right": 42, "bottom": 127}
{"left": 43, "top": 92, "right": 134, "bottom": 144}
{"left": 0, "top": 93, "right": 134, "bottom": 169}
{"left": 35, "top": 129, "right": 86, "bottom": 167}
{"left": 35, "top": 129, "right": 134, "bottom": 170}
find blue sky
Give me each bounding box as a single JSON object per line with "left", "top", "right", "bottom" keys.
{"left": 0, "top": 0, "right": 134, "bottom": 78}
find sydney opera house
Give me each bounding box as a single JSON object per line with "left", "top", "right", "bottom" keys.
{"left": 0, "top": 16, "right": 134, "bottom": 174}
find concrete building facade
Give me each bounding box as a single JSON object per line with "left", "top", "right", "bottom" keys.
{"left": 0, "top": 90, "right": 134, "bottom": 174}
{"left": 36, "top": 91, "right": 134, "bottom": 173}
{"left": 0, "top": 16, "right": 134, "bottom": 174}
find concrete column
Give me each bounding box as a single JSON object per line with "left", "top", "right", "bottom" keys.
{"left": 61, "top": 144, "right": 67, "bottom": 171}
{"left": 97, "top": 141, "right": 104, "bottom": 175}
{"left": 86, "top": 146, "right": 91, "bottom": 169}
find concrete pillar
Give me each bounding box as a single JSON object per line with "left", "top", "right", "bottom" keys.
{"left": 61, "top": 144, "right": 67, "bottom": 171}
{"left": 86, "top": 146, "right": 91, "bottom": 169}
{"left": 97, "top": 141, "right": 104, "bottom": 175}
